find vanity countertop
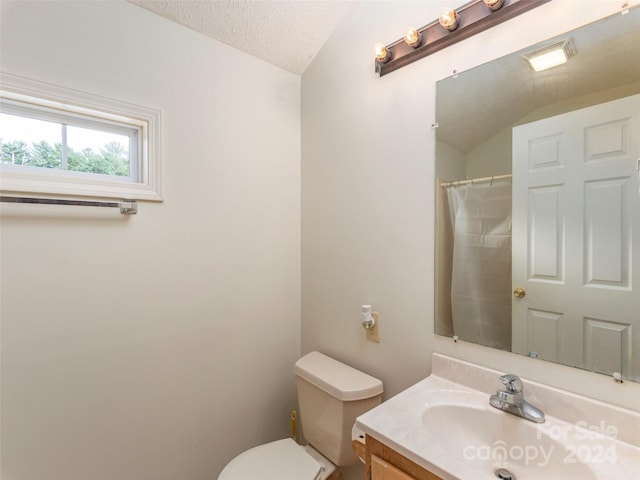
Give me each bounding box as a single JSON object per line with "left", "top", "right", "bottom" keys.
{"left": 355, "top": 354, "right": 640, "bottom": 480}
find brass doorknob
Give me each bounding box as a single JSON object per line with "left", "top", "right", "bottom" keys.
{"left": 513, "top": 287, "right": 526, "bottom": 298}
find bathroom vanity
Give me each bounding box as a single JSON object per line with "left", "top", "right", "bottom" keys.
{"left": 354, "top": 354, "right": 640, "bottom": 480}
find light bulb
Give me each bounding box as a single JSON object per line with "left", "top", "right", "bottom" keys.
{"left": 483, "top": 0, "right": 505, "bottom": 11}
{"left": 374, "top": 43, "right": 391, "bottom": 63}
{"left": 404, "top": 27, "right": 422, "bottom": 48}
{"left": 439, "top": 10, "right": 459, "bottom": 31}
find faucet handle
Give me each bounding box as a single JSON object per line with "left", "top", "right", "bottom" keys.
{"left": 499, "top": 374, "right": 523, "bottom": 393}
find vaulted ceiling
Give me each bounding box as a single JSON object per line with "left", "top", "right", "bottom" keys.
{"left": 128, "top": 1, "right": 639, "bottom": 153}
{"left": 128, "top": 0, "right": 353, "bottom": 74}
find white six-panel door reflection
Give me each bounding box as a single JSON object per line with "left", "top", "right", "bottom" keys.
{"left": 512, "top": 94, "right": 640, "bottom": 380}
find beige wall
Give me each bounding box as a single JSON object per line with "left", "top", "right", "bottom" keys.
{"left": 302, "top": 0, "right": 437, "bottom": 398}
{"left": 465, "top": 128, "right": 513, "bottom": 178}
{"left": 301, "top": 0, "right": 640, "bottom": 412}
{"left": 0, "top": 1, "right": 301, "bottom": 479}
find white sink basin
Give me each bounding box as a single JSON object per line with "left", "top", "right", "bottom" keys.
{"left": 355, "top": 355, "right": 640, "bottom": 480}
{"left": 421, "top": 399, "right": 596, "bottom": 479}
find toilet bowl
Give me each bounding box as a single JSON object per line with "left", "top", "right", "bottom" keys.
{"left": 218, "top": 352, "right": 383, "bottom": 480}
{"left": 218, "top": 438, "right": 335, "bottom": 480}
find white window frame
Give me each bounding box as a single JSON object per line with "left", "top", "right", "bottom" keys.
{"left": 0, "top": 72, "right": 162, "bottom": 201}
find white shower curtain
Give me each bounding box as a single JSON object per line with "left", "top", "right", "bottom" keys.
{"left": 447, "top": 182, "right": 512, "bottom": 350}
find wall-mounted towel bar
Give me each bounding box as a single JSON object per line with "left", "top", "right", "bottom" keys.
{"left": 0, "top": 196, "right": 137, "bottom": 214}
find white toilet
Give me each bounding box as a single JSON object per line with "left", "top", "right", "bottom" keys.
{"left": 218, "top": 351, "right": 383, "bottom": 480}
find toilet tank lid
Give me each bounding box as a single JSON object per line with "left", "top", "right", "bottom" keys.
{"left": 294, "top": 352, "right": 383, "bottom": 401}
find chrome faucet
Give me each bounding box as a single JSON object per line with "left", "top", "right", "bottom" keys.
{"left": 489, "top": 374, "right": 545, "bottom": 423}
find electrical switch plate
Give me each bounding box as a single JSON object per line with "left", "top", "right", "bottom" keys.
{"left": 367, "top": 312, "right": 380, "bottom": 343}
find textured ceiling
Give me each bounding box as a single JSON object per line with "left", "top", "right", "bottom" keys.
{"left": 128, "top": 0, "right": 352, "bottom": 74}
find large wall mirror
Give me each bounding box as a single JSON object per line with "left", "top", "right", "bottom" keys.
{"left": 435, "top": 6, "right": 640, "bottom": 382}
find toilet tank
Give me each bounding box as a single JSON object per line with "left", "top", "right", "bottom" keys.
{"left": 294, "top": 352, "right": 383, "bottom": 466}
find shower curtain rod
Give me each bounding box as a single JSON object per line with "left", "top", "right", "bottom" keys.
{"left": 0, "top": 196, "right": 137, "bottom": 214}
{"left": 440, "top": 173, "right": 512, "bottom": 188}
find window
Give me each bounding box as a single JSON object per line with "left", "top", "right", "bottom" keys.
{"left": 0, "top": 73, "right": 162, "bottom": 201}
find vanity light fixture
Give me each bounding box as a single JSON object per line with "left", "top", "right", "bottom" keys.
{"left": 374, "top": 0, "right": 551, "bottom": 77}
{"left": 374, "top": 42, "right": 391, "bottom": 64}
{"left": 523, "top": 39, "right": 576, "bottom": 72}
{"left": 439, "top": 10, "right": 460, "bottom": 31}
{"left": 404, "top": 27, "right": 422, "bottom": 48}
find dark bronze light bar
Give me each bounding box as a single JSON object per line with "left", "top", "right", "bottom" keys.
{"left": 375, "top": 0, "right": 551, "bottom": 77}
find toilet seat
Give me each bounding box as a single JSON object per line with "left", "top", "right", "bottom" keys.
{"left": 218, "top": 438, "right": 329, "bottom": 480}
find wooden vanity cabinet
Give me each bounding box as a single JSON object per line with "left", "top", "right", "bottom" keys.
{"left": 361, "top": 435, "right": 443, "bottom": 480}
{"left": 371, "top": 455, "right": 416, "bottom": 480}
